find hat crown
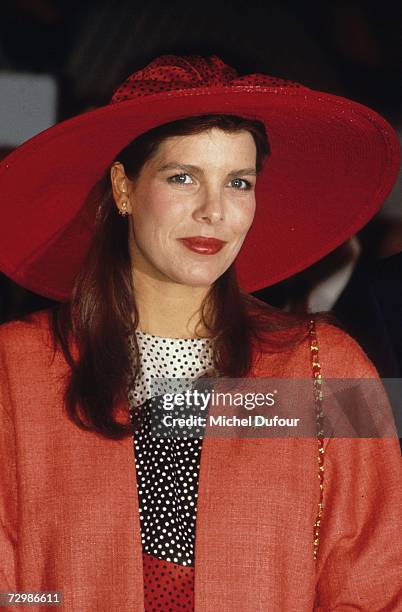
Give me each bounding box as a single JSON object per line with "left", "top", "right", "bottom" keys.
{"left": 110, "top": 54, "right": 304, "bottom": 103}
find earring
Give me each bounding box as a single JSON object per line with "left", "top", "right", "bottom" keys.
{"left": 119, "top": 201, "right": 128, "bottom": 216}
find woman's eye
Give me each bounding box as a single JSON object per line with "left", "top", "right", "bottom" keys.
{"left": 230, "top": 178, "right": 252, "bottom": 190}
{"left": 168, "top": 173, "right": 193, "bottom": 185}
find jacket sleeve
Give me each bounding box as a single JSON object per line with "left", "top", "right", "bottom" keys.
{"left": 313, "top": 323, "right": 402, "bottom": 610}
{"left": 0, "top": 328, "right": 18, "bottom": 600}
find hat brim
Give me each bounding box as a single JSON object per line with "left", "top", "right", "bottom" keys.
{"left": 0, "top": 86, "right": 400, "bottom": 300}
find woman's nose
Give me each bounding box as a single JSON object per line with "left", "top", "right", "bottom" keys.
{"left": 193, "top": 187, "right": 224, "bottom": 223}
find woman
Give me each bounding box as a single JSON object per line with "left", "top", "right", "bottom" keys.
{"left": 0, "top": 55, "right": 401, "bottom": 611}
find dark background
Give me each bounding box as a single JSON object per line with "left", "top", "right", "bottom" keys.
{"left": 1, "top": 0, "right": 402, "bottom": 321}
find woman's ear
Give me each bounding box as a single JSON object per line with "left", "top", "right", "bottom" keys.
{"left": 110, "top": 162, "right": 133, "bottom": 215}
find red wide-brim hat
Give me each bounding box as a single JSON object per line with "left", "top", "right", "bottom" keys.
{"left": 0, "top": 55, "right": 400, "bottom": 300}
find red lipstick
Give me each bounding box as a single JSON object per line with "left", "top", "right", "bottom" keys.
{"left": 178, "top": 236, "right": 226, "bottom": 255}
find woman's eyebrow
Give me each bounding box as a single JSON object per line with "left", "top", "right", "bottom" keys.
{"left": 227, "top": 168, "right": 257, "bottom": 178}
{"left": 157, "top": 162, "right": 200, "bottom": 173}
{"left": 157, "top": 162, "right": 257, "bottom": 176}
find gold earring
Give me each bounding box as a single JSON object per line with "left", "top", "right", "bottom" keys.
{"left": 118, "top": 201, "right": 128, "bottom": 216}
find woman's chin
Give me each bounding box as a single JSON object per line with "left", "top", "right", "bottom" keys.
{"left": 154, "top": 258, "right": 233, "bottom": 287}
{"left": 170, "top": 270, "right": 225, "bottom": 288}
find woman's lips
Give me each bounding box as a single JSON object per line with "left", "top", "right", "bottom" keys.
{"left": 178, "top": 236, "right": 227, "bottom": 255}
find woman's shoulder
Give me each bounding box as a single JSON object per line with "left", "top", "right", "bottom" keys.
{"left": 0, "top": 308, "right": 55, "bottom": 363}
{"left": 314, "top": 319, "right": 379, "bottom": 378}
{"left": 250, "top": 304, "right": 379, "bottom": 379}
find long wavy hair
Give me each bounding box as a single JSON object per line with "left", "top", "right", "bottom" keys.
{"left": 49, "top": 114, "right": 311, "bottom": 440}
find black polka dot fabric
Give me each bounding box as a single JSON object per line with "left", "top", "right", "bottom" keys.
{"left": 127, "top": 330, "right": 214, "bottom": 611}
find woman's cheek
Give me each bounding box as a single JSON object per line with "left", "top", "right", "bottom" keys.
{"left": 149, "top": 195, "right": 184, "bottom": 225}
{"left": 233, "top": 197, "right": 256, "bottom": 233}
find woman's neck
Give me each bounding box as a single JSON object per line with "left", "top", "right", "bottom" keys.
{"left": 132, "top": 272, "right": 213, "bottom": 339}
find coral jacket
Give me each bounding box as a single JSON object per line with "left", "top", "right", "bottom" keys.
{"left": 0, "top": 310, "right": 401, "bottom": 611}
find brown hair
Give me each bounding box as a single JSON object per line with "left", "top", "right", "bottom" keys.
{"left": 49, "top": 114, "right": 311, "bottom": 440}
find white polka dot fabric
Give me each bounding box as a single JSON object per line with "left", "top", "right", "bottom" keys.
{"left": 127, "top": 330, "right": 214, "bottom": 567}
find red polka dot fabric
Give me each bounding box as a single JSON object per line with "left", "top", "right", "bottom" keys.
{"left": 142, "top": 552, "right": 194, "bottom": 610}
{"left": 111, "top": 54, "right": 303, "bottom": 104}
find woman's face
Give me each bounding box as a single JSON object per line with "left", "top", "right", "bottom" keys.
{"left": 112, "top": 128, "right": 257, "bottom": 288}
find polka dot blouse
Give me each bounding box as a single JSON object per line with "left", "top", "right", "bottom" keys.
{"left": 127, "top": 330, "right": 215, "bottom": 611}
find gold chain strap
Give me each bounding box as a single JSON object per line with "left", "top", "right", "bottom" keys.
{"left": 309, "top": 319, "right": 325, "bottom": 561}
